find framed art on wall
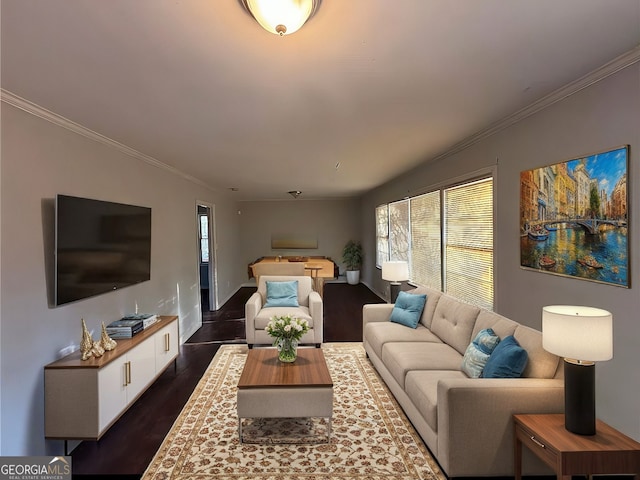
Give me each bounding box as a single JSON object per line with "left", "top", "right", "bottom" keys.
{"left": 520, "top": 145, "right": 629, "bottom": 287}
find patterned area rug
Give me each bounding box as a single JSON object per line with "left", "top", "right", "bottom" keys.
{"left": 142, "top": 343, "right": 445, "bottom": 480}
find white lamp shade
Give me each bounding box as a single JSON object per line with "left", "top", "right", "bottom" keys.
{"left": 382, "top": 261, "right": 409, "bottom": 282}
{"left": 542, "top": 305, "right": 613, "bottom": 361}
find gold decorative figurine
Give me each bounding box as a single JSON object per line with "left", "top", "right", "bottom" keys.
{"left": 80, "top": 318, "right": 106, "bottom": 360}
{"left": 80, "top": 318, "right": 94, "bottom": 361}
{"left": 90, "top": 338, "right": 105, "bottom": 358}
{"left": 100, "top": 321, "right": 117, "bottom": 351}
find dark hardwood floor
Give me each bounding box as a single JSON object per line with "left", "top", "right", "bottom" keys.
{"left": 184, "top": 287, "right": 254, "bottom": 344}
{"left": 323, "top": 282, "right": 385, "bottom": 342}
{"left": 70, "top": 281, "right": 383, "bottom": 479}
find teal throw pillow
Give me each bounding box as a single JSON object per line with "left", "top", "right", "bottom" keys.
{"left": 482, "top": 335, "right": 528, "bottom": 378}
{"left": 264, "top": 281, "right": 299, "bottom": 308}
{"left": 461, "top": 328, "right": 501, "bottom": 378}
{"left": 389, "top": 291, "right": 427, "bottom": 329}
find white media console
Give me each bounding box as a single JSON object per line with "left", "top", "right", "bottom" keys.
{"left": 44, "top": 315, "right": 179, "bottom": 444}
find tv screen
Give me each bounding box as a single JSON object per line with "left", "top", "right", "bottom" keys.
{"left": 55, "top": 195, "right": 152, "bottom": 306}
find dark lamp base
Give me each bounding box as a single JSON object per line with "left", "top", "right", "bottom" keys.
{"left": 564, "top": 359, "right": 596, "bottom": 435}
{"left": 389, "top": 282, "right": 401, "bottom": 303}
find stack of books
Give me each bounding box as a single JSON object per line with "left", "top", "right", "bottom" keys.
{"left": 121, "top": 313, "right": 158, "bottom": 330}
{"left": 106, "top": 319, "right": 144, "bottom": 339}
{"left": 106, "top": 314, "right": 159, "bottom": 339}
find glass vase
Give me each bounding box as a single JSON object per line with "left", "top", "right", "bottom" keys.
{"left": 277, "top": 337, "right": 298, "bottom": 363}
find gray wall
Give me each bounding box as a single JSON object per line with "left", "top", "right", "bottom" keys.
{"left": 0, "top": 102, "right": 244, "bottom": 455}
{"left": 239, "top": 198, "right": 362, "bottom": 278}
{"left": 361, "top": 65, "right": 640, "bottom": 440}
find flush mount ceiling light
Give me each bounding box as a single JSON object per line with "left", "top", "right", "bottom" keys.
{"left": 241, "top": 0, "right": 320, "bottom": 36}
{"left": 288, "top": 190, "right": 302, "bottom": 199}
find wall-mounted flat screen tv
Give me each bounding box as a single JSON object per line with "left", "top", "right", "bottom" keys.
{"left": 55, "top": 194, "right": 152, "bottom": 306}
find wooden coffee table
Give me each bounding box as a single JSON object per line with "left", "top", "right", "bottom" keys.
{"left": 237, "top": 347, "right": 333, "bottom": 443}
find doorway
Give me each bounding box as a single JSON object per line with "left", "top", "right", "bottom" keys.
{"left": 197, "top": 203, "right": 217, "bottom": 312}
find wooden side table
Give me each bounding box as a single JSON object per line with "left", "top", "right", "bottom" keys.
{"left": 514, "top": 414, "right": 640, "bottom": 480}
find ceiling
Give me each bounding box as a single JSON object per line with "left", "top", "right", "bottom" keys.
{"left": 2, "top": 1, "right": 639, "bottom": 201}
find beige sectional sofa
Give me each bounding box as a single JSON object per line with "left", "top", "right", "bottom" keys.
{"left": 363, "top": 286, "right": 564, "bottom": 477}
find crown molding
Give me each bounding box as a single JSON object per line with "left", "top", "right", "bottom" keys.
{"left": 2, "top": 45, "right": 639, "bottom": 189}
{"left": 429, "top": 45, "right": 640, "bottom": 163}
{"left": 0, "top": 89, "right": 215, "bottom": 191}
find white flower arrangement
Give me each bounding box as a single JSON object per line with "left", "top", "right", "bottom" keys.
{"left": 265, "top": 314, "right": 310, "bottom": 342}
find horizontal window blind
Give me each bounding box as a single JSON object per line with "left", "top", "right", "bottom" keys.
{"left": 444, "top": 178, "right": 493, "bottom": 310}
{"left": 410, "top": 191, "right": 441, "bottom": 290}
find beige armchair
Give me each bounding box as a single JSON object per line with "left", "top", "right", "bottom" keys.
{"left": 245, "top": 275, "right": 323, "bottom": 348}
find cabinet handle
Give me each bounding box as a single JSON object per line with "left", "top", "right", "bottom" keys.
{"left": 125, "top": 361, "right": 132, "bottom": 386}
{"left": 530, "top": 436, "right": 545, "bottom": 449}
{"left": 123, "top": 362, "right": 129, "bottom": 386}
{"left": 165, "top": 333, "right": 170, "bottom": 352}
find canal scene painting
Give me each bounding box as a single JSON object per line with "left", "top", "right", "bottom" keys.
{"left": 520, "top": 145, "right": 629, "bottom": 287}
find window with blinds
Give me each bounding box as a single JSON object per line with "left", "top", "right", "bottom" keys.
{"left": 376, "top": 175, "right": 494, "bottom": 310}
{"left": 375, "top": 205, "right": 389, "bottom": 267}
{"left": 389, "top": 199, "right": 409, "bottom": 262}
{"left": 444, "top": 178, "right": 493, "bottom": 310}
{"left": 410, "top": 191, "right": 441, "bottom": 290}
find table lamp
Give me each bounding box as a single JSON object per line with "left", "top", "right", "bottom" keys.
{"left": 382, "top": 261, "right": 409, "bottom": 303}
{"left": 542, "top": 305, "right": 613, "bottom": 435}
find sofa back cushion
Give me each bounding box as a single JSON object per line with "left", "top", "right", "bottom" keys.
{"left": 430, "top": 294, "right": 480, "bottom": 355}
{"left": 408, "top": 286, "right": 442, "bottom": 329}
{"left": 472, "top": 310, "right": 518, "bottom": 340}
{"left": 513, "top": 324, "right": 561, "bottom": 379}
{"left": 258, "top": 275, "right": 313, "bottom": 307}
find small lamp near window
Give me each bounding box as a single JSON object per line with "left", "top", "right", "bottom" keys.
{"left": 542, "top": 305, "right": 613, "bottom": 435}
{"left": 382, "top": 261, "right": 409, "bottom": 303}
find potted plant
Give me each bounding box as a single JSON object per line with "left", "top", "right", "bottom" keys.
{"left": 342, "top": 240, "right": 363, "bottom": 285}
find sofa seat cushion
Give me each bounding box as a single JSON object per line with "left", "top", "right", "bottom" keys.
{"left": 254, "top": 306, "right": 312, "bottom": 330}
{"left": 381, "top": 342, "right": 463, "bottom": 389}
{"left": 365, "top": 322, "right": 442, "bottom": 359}
{"left": 405, "top": 370, "right": 468, "bottom": 432}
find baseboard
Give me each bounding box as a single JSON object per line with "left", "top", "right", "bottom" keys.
{"left": 217, "top": 286, "right": 248, "bottom": 307}
{"left": 360, "top": 280, "right": 387, "bottom": 302}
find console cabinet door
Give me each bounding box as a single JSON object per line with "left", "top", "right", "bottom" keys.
{"left": 98, "top": 358, "right": 128, "bottom": 433}
{"left": 155, "top": 320, "right": 179, "bottom": 373}
{"left": 125, "top": 337, "right": 156, "bottom": 402}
